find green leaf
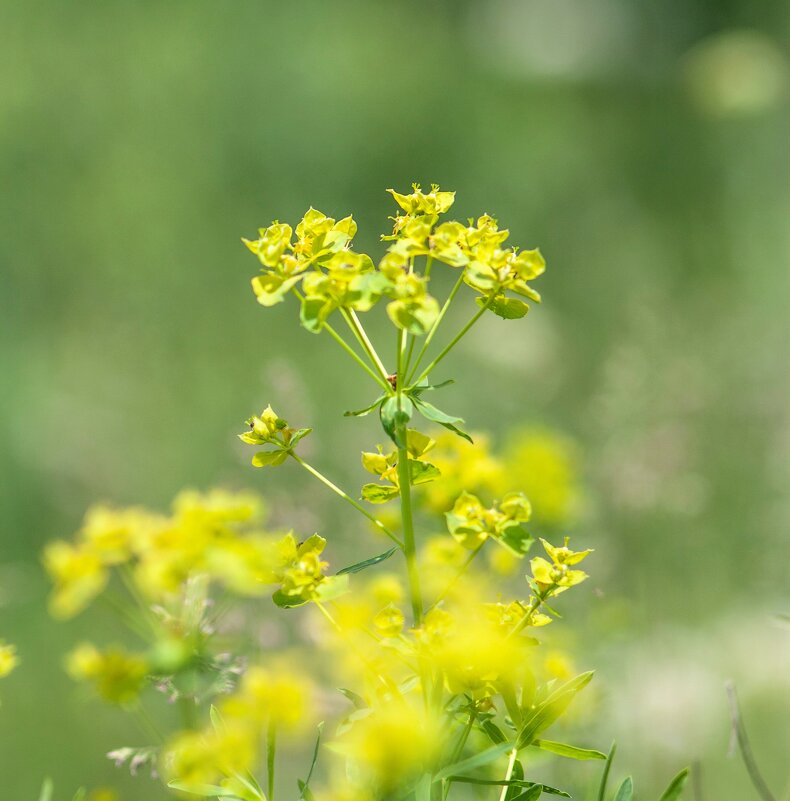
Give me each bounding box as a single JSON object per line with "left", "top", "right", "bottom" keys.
{"left": 412, "top": 397, "right": 472, "bottom": 443}
{"left": 658, "top": 768, "right": 690, "bottom": 801}
{"left": 71, "top": 790, "right": 87, "bottom": 801}
{"left": 498, "top": 525, "right": 534, "bottom": 556}
{"left": 251, "top": 449, "right": 288, "bottom": 468}
{"left": 338, "top": 687, "right": 367, "bottom": 709}
{"left": 210, "top": 704, "right": 226, "bottom": 733}
{"left": 344, "top": 395, "right": 386, "bottom": 417}
{"left": 415, "top": 774, "right": 432, "bottom": 801}
{"left": 532, "top": 785, "right": 570, "bottom": 798}
{"left": 449, "top": 779, "right": 568, "bottom": 798}
{"left": 288, "top": 427, "right": 312, "bottom": 447}
{"left": 409, "top": 459, "right": 441, "bottom": 485}
{"left": 480, "top": 294, "right": 530, "bottom": 320}
{"left": 230, "top": 772, "right": 266, "bottom": 801}
{"left": 410, "top": 378, "right": 455, "bottom": 396}
{"left": 361, "top": 483, "right": 399, "bottom": 503}
{"left": 510, "top": 788, "right": 542, "bottom": 801}
{"left": 596, "top": 742, "right": 617, "bottom": 801}
{"left": 433, "top": 742, "right": 513, "bottom": 781}
{"left": 481, "top": 719, "right": 507, "bottom": 744}
{"left": 337, "top": 547, "right": 398, "bottom": 575}
{"left": 167, "top": 780, "right": 244, "bottom": 798}
{"left": 380, "top": 395, "right": 413, "bottom": 447}
{"left": 531, "top": 739, "right": 606, "bottom": 760}
{"left": 39, "top": 780, "right": 54, "bottom": 801}
{"left": 252, "top": 273, "right": 302, "bottom": 307}
{"left": 614, "top": 777, "right": 634, "bottom": 801}
{"left": 516, "top": 671, "right": 594, "bottom": 749}
{"left": 297, "top": 722, "right": 324, "bottom": 800}
{"left": 299, "top": 295, "right": 333, "bottom": 333}
{"left": 272, "top": 589, "right": 308, "bottom": 608}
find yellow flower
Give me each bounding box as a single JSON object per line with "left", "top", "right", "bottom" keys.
{"left": 373, "top": 604, "right": 405, "bottom": 638}
{"left": 164, "top": 725, "right": 255, "bottom": 788}
{"left": 422, "top": 431, "right": 505, "bottom": 512}
{"left": 445, "top": 490, "right": 533, "bottom": 555}
{"left": 0, "top": 641, "right": 18, "bottom": 678}
{"left": 66, "top": 643, "right": 148, "bottom": 705}
{"left": 44, "top": 541, "right": 108, "bottom": 618}
{"left": 223, "top": 661, "right": 316, "bottom": 733}
{"left": 387, "top": 183, "right": 455, "bottom": 217}
{"left": 330, "top": 697, "right": 444, "bottom": 793}
{"left": 503, "top": 428, "right": 580, "bottom": 526}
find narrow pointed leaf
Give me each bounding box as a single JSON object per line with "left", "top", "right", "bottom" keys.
{"left": 531, "top": 739, "right": 607, "bottom": 760}
{"left": 658, "top": 767, "right": 690, "bottom": 801}
{"left": 614, "top": 777, "right": 634, "bottom": 801}
{"left": 344, "top": 395, "right": 386, "bottom": 417}
{"left": 434, "top": 742, "right": 513, "bottom": 781}
{"left": 413, "top": 398, "right": 472, "bottom": 443}
{"left": 337, "top": 547, "right": 398, "bottom": 575}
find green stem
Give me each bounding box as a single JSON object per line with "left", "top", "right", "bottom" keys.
{"left": 288, "top": 452, "right": 403, "bottom": 549}
{"left": 341, "top": 308, "right": 391, "bottom": 383}
{"left": 499, "top": 749, "right": 519, "bottom": 801}
{"left": 396, "top": 334, "right": 423, "bottom": 625}
{"left": 509, "top": 588, "right": 553, "bottom": 637}
{"left": 267, "top": 720, "right": 277, "bottom": 801}
{"left": 324, "top": 321, "right": 390, "bottom": 391}
{"left": 407, "top": 273, "right": 464, "bottom": 384}
{"left": 428, "top": 541, "right": 485, "bottom": 612}
{"left": 292, "top": 289, "right": 390, "bottom": 392}
{"left": 726, "top": 681, "right": 777, "bottom": 801}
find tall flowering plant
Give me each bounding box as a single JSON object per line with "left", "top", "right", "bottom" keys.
{"left": 42, "top": 186, "right": 688, "bottom": 801}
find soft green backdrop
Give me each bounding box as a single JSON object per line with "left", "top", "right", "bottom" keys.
{"left": 1, "top": 1, "right": 788, "bottom": 799}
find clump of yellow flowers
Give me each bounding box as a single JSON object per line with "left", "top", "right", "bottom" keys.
{"left": 42, "top": 186, "right": 689, "bottom": 801}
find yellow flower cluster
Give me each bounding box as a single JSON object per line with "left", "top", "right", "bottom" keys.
{"left": 421, "top": 425, "right": 581, "bottom": 529}
{"left": 360, "top": 429, "right": 440, "bottom": 503}
{"left": 243, "top": 184, "right": 546, "bottom": 336}
{"left": 66, "top": 642, "right": 148, "bottom": 705}
{"left": 445, "top": 490, "right": 533, "bottom": 554}
{"left": 164, "top": 660, "right": 317, "bottom": 791}
{"left": 43, "top": 489, "right": 345, "bottom": 619}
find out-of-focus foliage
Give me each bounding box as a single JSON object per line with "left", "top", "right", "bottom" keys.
{"left": 0, "top": 0, "right": 787, "bottom": 798}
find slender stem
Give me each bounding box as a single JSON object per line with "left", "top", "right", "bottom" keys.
{"left": 341, "top": 308, "right": 390, "bottom": 383}
{"left": 99, "top": 593, "right": 151, "bottom": 640}
{"left": 412, "top": 288, "right": 496, "bottom": 387}
{"left": 133, "top": 702, "right": 164, "bottom": 743}
{"left": 402, "top": 333, "right": 417, "bottom": 381}
{"left": 396, "top": 447, "right": 423, "bottom": 625}
{"left": 394, "top": 330, "right": 423, "bottom": 625}
{"left": 292, "top": 289, "right": 390, "bottom": 391}
{"left": 407, "top": 273, "right": 464, "bottom": 384}
{"left": 424, "top": 255, "right": 434, "bottom": 281}
{"left": 726, "top": 681, "right": 776, "bottom": 801}
{"left": 428, "top": 541, "right": 485, "bottom": 612}
{"left": 288, "top": 452, "right": 403, "bottom": 549}
{"left": 508, "top": 587, "right": 554, "bottom": 638}
{"left": 267, "top": 720, "right": 277, "bottom": 801}
{"left": 499, "top": 748, "right": 519, "bottom": 801}
{"left": 324, "top": 321, "right": 390, "bottom": 391}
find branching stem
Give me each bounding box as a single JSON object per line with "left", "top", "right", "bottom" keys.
{"left": 288, "top": 453, "right": 403, "bottom": 549}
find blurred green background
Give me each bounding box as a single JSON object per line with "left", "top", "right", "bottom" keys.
{"left": 1, "top": 0, "right": 788, "bottom": 798}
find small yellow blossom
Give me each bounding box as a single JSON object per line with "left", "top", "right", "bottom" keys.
{"left": 44, "top": 541, "right": 108, "bottom": 618}
{"left": 0, "top": 641, "right": 18, "bottom": 678}
{"left": 66, "top": 643, "right": 148, "bottom": 705}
